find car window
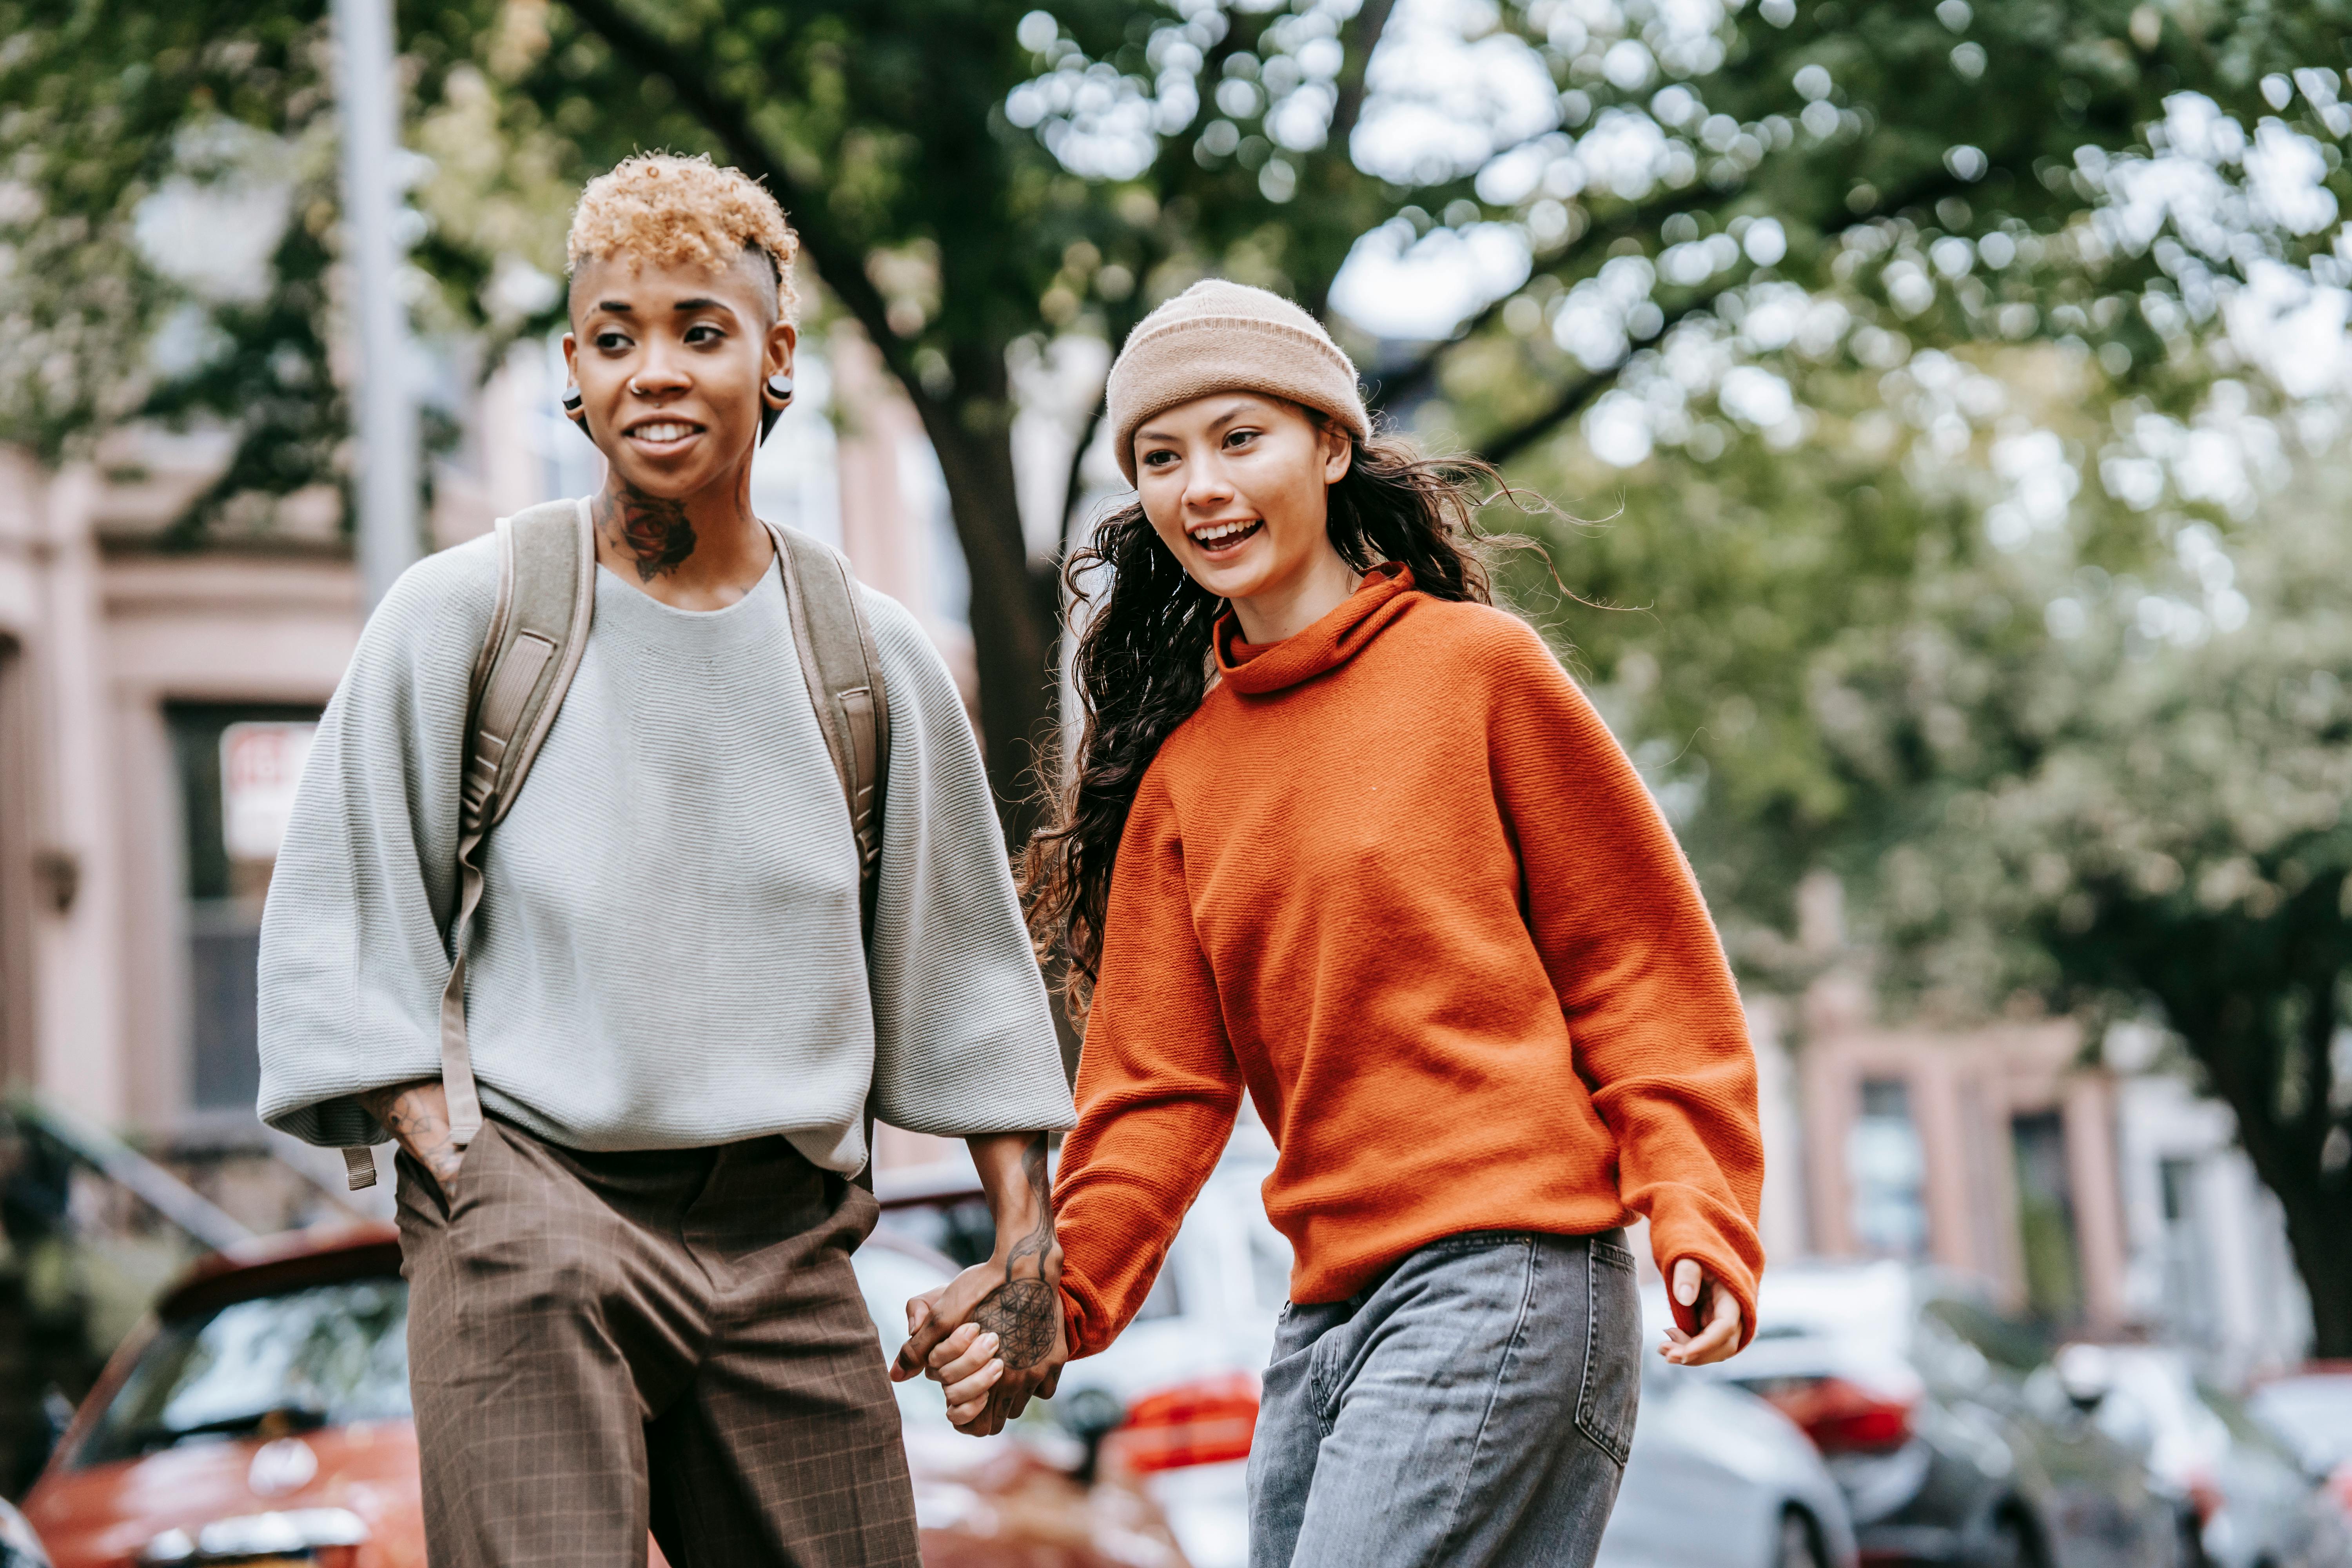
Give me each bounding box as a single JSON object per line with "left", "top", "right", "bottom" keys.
{"left": 1921, "top": 1296, "right": 2048, "bottom": 1372}
{"left": 2248, "top": 1378, "right": 2352, "bottom": 1469}
{"left": 75, "top": 1278, "right": 410, "bottom": 1469}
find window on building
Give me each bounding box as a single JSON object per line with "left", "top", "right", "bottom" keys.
{"left": 1849, "top": 1077, "right": 1930, "bottom": 1258}
{"left": 168, "top": 703, "right": 321, "bottom": 1117}
{"left": 2156, "top": 1155, "right": 2215, "bottom": 1343}
{"left": 2011, "top": 1111, "right": 2084, "bottom": 1327}
{"left": 2158, "top": 1156, "right": 2197, "bottom": 1225}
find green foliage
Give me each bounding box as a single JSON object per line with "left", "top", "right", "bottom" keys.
{"left": 0, "top": 2, "right": 330, "bottom": 468}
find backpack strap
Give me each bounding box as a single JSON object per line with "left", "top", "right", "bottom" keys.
{"left": 764, "top": 521, "right": 891, "bottom": 938}
{"left": 764, "top": 521, "right": 892, "bottom": 1190}
{"left": 342, "top": 498, "right": 594, "bottom": 1190}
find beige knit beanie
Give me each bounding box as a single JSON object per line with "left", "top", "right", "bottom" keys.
{"left": 1105, "top": 279, "right": 1370, "bottom": 484}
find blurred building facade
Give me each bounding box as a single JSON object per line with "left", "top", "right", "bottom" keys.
{"left": 1768, "top": 965, "right": 2312, "bottom": 1377}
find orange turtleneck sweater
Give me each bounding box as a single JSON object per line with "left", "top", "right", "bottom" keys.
{"left": 1053, "top": 567, "right": 1764, "bottom": 1357}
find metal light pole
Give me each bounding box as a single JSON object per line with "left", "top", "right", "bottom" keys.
{"left": 333, "top": 0, "right": 419, "bottom": 611}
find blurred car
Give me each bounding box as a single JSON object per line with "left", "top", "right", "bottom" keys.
{"left": 2249, "top": 1368, "right": 2352, "bottom": 1533}
{"left": 2069, "top": 1343, "right": 2347, "bottom": 1568}
{"left": 1708, "top": 1259, "right": 2183, "bottom": 1568}
{"left": 880, "top": 1153, "right": 1858, "bottom": 1568}
{"left": 1600, "top": 1345, "right": 1861, "bottom": 1568}
{"left": 0, "top": 1501, "right": 50, "bottom": 1567}
{"left": 19, "top": 1221, "right": 1188, "bottom": 1568}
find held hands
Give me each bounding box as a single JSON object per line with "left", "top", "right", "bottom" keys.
{"left": 1659, "top": 1258, "right": 1745, "bottom": 1366}
{"left": 891, "top": 1257, "right": 1069, "bottom": 1435}
{"left": 356, "top": 1079, "right": 466, "bottom": 1198}
{"left": 889, "top": 1133, "right": 1069, "bottom": 1436}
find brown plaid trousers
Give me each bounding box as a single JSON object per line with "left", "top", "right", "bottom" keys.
{"left": 395, "top": 1115, "right": 922, "bottom": 1568}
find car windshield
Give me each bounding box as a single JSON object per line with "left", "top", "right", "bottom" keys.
{"left": 75, "top": 1277, "right": 411, "bottom": 1468}
{"left": 2249, "top": 1376, "right": 2352, "bottom": 1469}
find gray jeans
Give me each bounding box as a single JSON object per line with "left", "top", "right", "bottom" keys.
{"left": 1248, "top": 1229, "right": 1641, "bottom": 1568}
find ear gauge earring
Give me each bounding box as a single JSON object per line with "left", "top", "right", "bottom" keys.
{"left": 560, "top": 385, "right": 587, "bottom": 429}
{"left": 758, "top": 374, "right": 793, "bottom": 446}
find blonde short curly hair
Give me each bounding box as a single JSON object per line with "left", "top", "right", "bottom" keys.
{"left": 566, "top": 153, "right": 800, "bottom": 321}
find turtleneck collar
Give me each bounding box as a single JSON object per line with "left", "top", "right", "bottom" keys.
{"left": 1216, "top": 563, "right": 1417, "bottom": 695}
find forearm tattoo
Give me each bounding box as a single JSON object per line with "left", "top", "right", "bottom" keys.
{"left": 594, "top": 486, "right": 697, "bottom": 581}
{"left": 974, "top": 1137, "right": 1058, "bottom": 1368}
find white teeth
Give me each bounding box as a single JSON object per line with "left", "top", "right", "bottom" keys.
{"left": 634, "top": 423, "right": 694, "bottom": 442}
{"left": 1193, "top": 520, "right": 1256, "bottom": 543}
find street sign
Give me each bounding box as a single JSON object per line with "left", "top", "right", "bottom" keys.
{"left": 220, "top": 722, "right": 316, "bottom": 862}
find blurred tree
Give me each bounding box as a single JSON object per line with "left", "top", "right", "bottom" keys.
{"left": 12, "top": 0, "right": 2352, "bottom": 832}
{"left": 0, "top": 4, "right": 348, "bottom": 535}
{"left": 1878, "top": 465, "right": 2352, "bottom": 1352}
{"left": 0, "top": 2, "right": 564, "bottom": 536}
{"left": 1499, "top": 231, "right": 2352, "bottom": 1345}
{"left": 1370, "top": 0, "right": 2352, "bottom": 457}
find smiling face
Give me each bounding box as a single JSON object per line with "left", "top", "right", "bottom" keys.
{"left": 1133, "top": 392, "right": 1355, "bottom": 615}
{"left": 561, "top": 247, "right": 795, "bottom": 502}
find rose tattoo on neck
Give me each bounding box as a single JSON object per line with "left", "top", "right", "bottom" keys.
{"left": 595, "top": 487, "right": 697, "bottom": 581}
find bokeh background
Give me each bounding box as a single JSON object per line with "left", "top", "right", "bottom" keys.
{"left": 2, "top": 0, "right": 2352, "bottom": 1533}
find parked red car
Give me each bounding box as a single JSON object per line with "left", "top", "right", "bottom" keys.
{"left": 22, "top": 1223, "right": 1189, "bottom": 1568}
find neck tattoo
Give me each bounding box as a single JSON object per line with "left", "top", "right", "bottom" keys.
{"left": 595, "top": 488, "right": 697, "bottom": 581}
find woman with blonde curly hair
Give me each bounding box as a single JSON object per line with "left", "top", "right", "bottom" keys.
{"left": 258, "top": 154, "right": 1074, "bottom": 1567}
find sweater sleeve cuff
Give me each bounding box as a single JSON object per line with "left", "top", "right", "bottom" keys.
{"left": 1660, "top": 1244, "right": 1758, "bottom": 1353}
{"left": 1058, "top": 1279, "right": 1099, "bottom": 1362}
{"left": 1644, "top": 1192, "right": 1764, "bottom": 1352}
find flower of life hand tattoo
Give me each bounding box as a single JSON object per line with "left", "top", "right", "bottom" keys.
{"left": 974, "top": 1279, "right": 1059, "bottom": 1367}
{"left": 975, "top": 1136, "right": 1059, "bottom": 1368}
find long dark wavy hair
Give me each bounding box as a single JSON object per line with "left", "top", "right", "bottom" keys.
{"left": 1020, "top": 415, "right": 1526, "bottom": 1018}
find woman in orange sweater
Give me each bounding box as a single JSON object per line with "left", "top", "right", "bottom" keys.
{"left": 901, "top": 281, "right": 1764, "bottom": 1567}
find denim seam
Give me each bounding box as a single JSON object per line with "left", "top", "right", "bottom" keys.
{"left": 1308, "top": 1310, "right": 1348, "bottom": 1436}
{"left": 1573, "top": 1240, "right": 1632, "bottom": 1465}
{"left": 1429, "top": 1235, "right": 1541, "bottom": 1566}
{"left": 1423, "top": 1230, "right": 1537, "bottom": 1253}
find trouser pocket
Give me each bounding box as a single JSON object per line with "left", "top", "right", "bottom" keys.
{"left": 394, "top": 1151, "right": 450, "bottom": 1226}
{"left": 1573, "top": 1233, "right": 1640, "bottom": 1465}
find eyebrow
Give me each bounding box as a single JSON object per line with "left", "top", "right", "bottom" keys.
{"left": 1137, "top": 399, "right": 1264, "bottom": 445}
{"left": 589, "top": 298, "right": 738, "bottom": 316}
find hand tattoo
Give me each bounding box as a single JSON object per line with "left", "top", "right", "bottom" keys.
{"left": 593, "top": 486, "right": 697, "bottom": 580}
{"left": 358, "top": 1082, "right": 464, "bottom": 1187}
{"left": 974, "top": 1137, "right": 1059, "bottom": 1368}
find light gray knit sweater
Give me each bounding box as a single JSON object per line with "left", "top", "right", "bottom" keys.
{"left": 257, "top": 530, "right": 1074, "bottom": 1173}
